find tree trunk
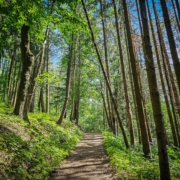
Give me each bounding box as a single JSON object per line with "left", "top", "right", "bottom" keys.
{"left": 160, "top": 0, "right": 180, "bottom": 92}
{"left": 152, "top": 0, "right": 180, "bottom": 146}
{"left": 100, "top": 0, "right": 116, "bottom": 135}
{"left": 174, "top": 0, "right": 180, "bottom": 20}
{"left": 147, "top": 0, "right": 178, "bottom": 147}
{"left": 171, "top": 0, "right": 180, "bottom": 32}
{"left": 27, "top": 27, "right": 50, "bottom": 111}
{"left": 57, "top": 35, "right": 74, "bottom": 125}
{"left": 12, "top": 63, "right": 21, "bottom": 106}
{"left": 100, "top": 82, "right": 110, "bottom": 129}
{"left": 113, "top": 0, "right": 135, "bottom": 145}
{"left": 70, "top": 41, "right": 77, "bottom": 121}
{"left": 122, "top": 0, "right": 151, "bottom": 155}
{"left": 75, "top": 43, "right": 81, "bottom": 125}
{"left": 46, "top": 38, "right": 50, "bottom": 113}
{"left": 29, "top": 91, "right": 35, "bottom": 112}
{"left": 13, "top": 24, "right": 34, "bottom": 122}
{"left": 139, "top": 0, "right": 170, "bottom": 178}
{"left": 135, "top": 0, "right": 153, "bottom": 144}
{"left": 38, "top": 86, "right": 45, "bottom": 112}
{"left": 82, "top": 0, "right": 129, "bottom": 148}
{"left": 8, "top": 36, "right": 18, "bottom": 101}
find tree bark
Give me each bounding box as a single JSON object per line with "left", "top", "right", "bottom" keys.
{"left": 57, "top": 35, "right": 74, "bottom": 125}
{"left": 100, "top": 0, "right": 116, "bottom": 135}
{"left": 147, "top": 0, "right": 178, "bottom": 147}
{"left": 46, "top": 37, "right": 50, "bottom": 113}
{"left": 152, "top": 0, "right": 180, "bottom": 146}
{"left": 139, "top": 0, "right": 170, "bottom": 178}
{"left": 122, "top": 0, "right": 150, "bottom": 155}
{"left": 174, "top": 0, "right": 180, "bottom": 20}
{"left": 27, "top": 27, "right": 50, "bottom": 111}
{"left": 160, "top": 0, "right": 180, "bottom": 93}
{"left": 113, "top": 0, "right": 135, "bottom": 145}
{"left": 75, "top": 42, "right": 81, "bottom": 125}
{"left": 135, "top": 0, "right": 153, "bottom": 143}
{"left": 8, "top": 36, "right": 18, "bottom": 101}
{"left": 13, "top": 24, "right": 34, "bottom": 122}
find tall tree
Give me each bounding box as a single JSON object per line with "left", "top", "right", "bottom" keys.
{"left": 13, "top": 24, "right": 34, "bottom": 121}
{"left": 57, "top": 35, "right": 74, "bottom": 125}
{"left": 81, "top": 0, "right": 129, "bottom": 148}
{"left": 113, "top": 0, "right": 135, "bottom": 145}
{"left": 100, "top": 0, "right": 116, "bottom": 134}
{"left": 147, "top": 0, "right": 178, "bottom": 147}
{"left": 122, "top": 0, "right": 151, "bottom": 156}
{"left": 139, "top": 0, "right": 170, "bottom": 178}
{"left": 160, "top": 0, "right": 180, "bottom": 92}
{"left": 152, "top": 0, "right": 180, "bottom": 146}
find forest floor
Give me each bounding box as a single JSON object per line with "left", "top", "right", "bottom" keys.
{"left": 50, "top": 133, "right": 118, "bottom": 180}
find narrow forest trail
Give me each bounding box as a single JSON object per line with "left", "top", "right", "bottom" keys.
{"left": 50, "top": 133, "right": 118, "bottom": 180}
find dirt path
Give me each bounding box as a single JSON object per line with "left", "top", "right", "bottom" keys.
{"left": 50, "top": 133, "right": 118, "bottom": 180}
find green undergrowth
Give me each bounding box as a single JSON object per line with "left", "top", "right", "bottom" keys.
{"left": 0, "top": 103, "right": 83, "bottom": 180}
{"left": 103, "top": 131, "right": 180, "bottom": 180}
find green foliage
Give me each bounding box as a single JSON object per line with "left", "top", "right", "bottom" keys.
{"left": 35, "top": 71, "right": 61, "bottom": 85}
{"left": 0, "top": 103, "right": 83, "bottom": 180}
{"left": 103, "top": 131, "right": 180, "bottom": 180}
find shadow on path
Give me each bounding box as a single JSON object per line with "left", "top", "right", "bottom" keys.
{"left": 50, "top": 133, "right": 118, "bottom": 180}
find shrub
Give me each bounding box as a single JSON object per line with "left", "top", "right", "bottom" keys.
{"left": 102, "top": 131, "right": 180, "bottom": 180}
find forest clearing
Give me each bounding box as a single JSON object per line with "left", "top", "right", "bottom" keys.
{"left": 0, "top": 0, "right": 180, "bottom": 179}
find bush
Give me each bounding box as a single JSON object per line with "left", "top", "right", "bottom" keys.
{"left": 103, "top": 131, "right": 180, "bottom": 180}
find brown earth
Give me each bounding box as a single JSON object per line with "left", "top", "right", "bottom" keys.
{"left": 50, "top": 133, "right": 118, "bottom": 180}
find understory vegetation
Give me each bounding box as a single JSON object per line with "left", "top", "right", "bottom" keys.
{"left": 0, "top": 103, "right": 83, "bottom": 180}
{"left": 103, "top": 131, "right": 180, "bottom": 180}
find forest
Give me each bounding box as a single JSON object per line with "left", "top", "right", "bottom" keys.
{"left": 0, "top": 0, "right": 180, "bottom": 179}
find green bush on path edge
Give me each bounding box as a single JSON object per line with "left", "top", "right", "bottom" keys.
{"left": 102, "top": 131, "right": 180, "bottom": 180}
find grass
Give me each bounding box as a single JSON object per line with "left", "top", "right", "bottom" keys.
{"left": 0, "top": 103, "right": 83, "bottom": 180}
{"left": 103, "top": 131, "right": 180, "bottom": 180}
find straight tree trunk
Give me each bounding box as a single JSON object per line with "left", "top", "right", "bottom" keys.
{"left": 11, "top": 58, "right": 18, "bottom": 105}
{"left": 70, "top": 41, "right": 77, "bottom": 121}
{"left": 29, "top": 91, "right": 35, "bottom": 112}
{"left": 100, "top": 82, "right": 110, "bottom": 128}
{"left": 152, "top": 0, "right": 180, "bottom": 146}
{"left": 174, "top": 0, "right": 180, "bottom": 20}
{"left": 8, "top": 36, "right": 18, "bottom": 101}
{"left": 13, "top": 24, "right": 34, "bottom": 122}
{"left": 139, "top": 0, "right": 170, "bottom": 178}
{"left": 147, "top": 0, "right": 178, "bottom": 147}
{"left": 57, "top": 35, "right": 74, "bottom": 125}
{"left": 12, "top": 63, "right": 21, "bottom": 106}
{"left": 151, "top": 5, "right": 180, "bottom": 114}
{"left": 160, "top": 0, "right": 180, "bottom": 92}
{"left": 122, "top": 0, "right": 151, "bottom": 156}
{"left": 82, "top": 0, "right": 129, "bottom": 148}
{"left": 75, "top": 42, "right": 81, "bottom": 125}
{"left": 135, "top": 0, "right": 153, "bottom": 143}
{"left": 46, "top": 38, "right": 50, "bottom": 113}
{"left": 171, "top": 0, "right": 180, "bottom": 32}
{"left": 113, "top": 0, "right": 135, "bottom": 145}
{"left": 100, "top": 0, "right": 116, "bottom": 135}
{"left": 124, "top": 25, "right": 142, "bottom": 144}
{"left": 38, "top": 86, "right": 45, "bottom": 112}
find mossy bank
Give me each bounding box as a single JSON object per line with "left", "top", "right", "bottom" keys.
{"left": 0, "top": 103, "right": 83, "bottom": 180}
